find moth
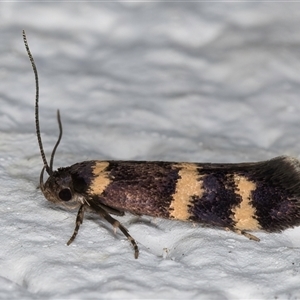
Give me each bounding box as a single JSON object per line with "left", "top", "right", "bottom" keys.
{"left": 23, "top": 31, "right": 300, "bottom": 259}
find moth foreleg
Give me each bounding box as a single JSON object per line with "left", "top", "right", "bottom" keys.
{"left": 67, "top": 204, "right": 85, "bottom": 246}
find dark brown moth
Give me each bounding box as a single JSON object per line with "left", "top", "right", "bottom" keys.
{"left": 23, "top": 31, "right": 300, "bottom": 259}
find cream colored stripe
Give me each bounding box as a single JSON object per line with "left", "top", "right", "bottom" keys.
{"left": 170, "top": 163, "right": 203, "bottom": 220}
{"left": 90, "top": 161, "right": 110, "bottom": 195}
{"left": 232, "top": 175, "right": 260, "bottom": 231}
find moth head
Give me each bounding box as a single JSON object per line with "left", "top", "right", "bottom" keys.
{"left": 40, "top": 166, "right": 85, "bottom": 209}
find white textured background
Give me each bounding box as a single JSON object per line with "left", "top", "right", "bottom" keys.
{"left": 1, "top": 2, "right": 300, "bottom": 299}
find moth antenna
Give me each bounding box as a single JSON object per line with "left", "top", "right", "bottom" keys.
{"left": 40, "top": 166, "right": 46, "bottom": 194}
{"left": 49, "top": 110, "right": 63, "bottom": 171}
{"left": 23, "top": 30, "right": 52, "bottom": 175}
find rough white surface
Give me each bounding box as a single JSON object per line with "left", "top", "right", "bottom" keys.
{"left": 2, "top": 2, "right": 300, "bottom": 299}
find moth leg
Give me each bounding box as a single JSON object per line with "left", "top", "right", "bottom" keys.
{"left": 241, "top": 231, "right": 260, "bottom": 242}
{"left": 67, "top": 204, "right": 85, "bottom": 246}
{"left": 98, "top": 203, "right": 125, "bottom": 216}
{"left": 234, "top": 228, "right": 260, "bottom": 242}
{"left": 97, "top": 206, "right": 139, "bottom": 259}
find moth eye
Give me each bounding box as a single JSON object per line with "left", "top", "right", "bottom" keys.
{"left": 58, "top": 188, "right": 72, "bottom": 201}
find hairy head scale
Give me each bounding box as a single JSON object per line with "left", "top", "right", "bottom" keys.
{"left": 23, "top": 30, "right": 63, "bottom": 177}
